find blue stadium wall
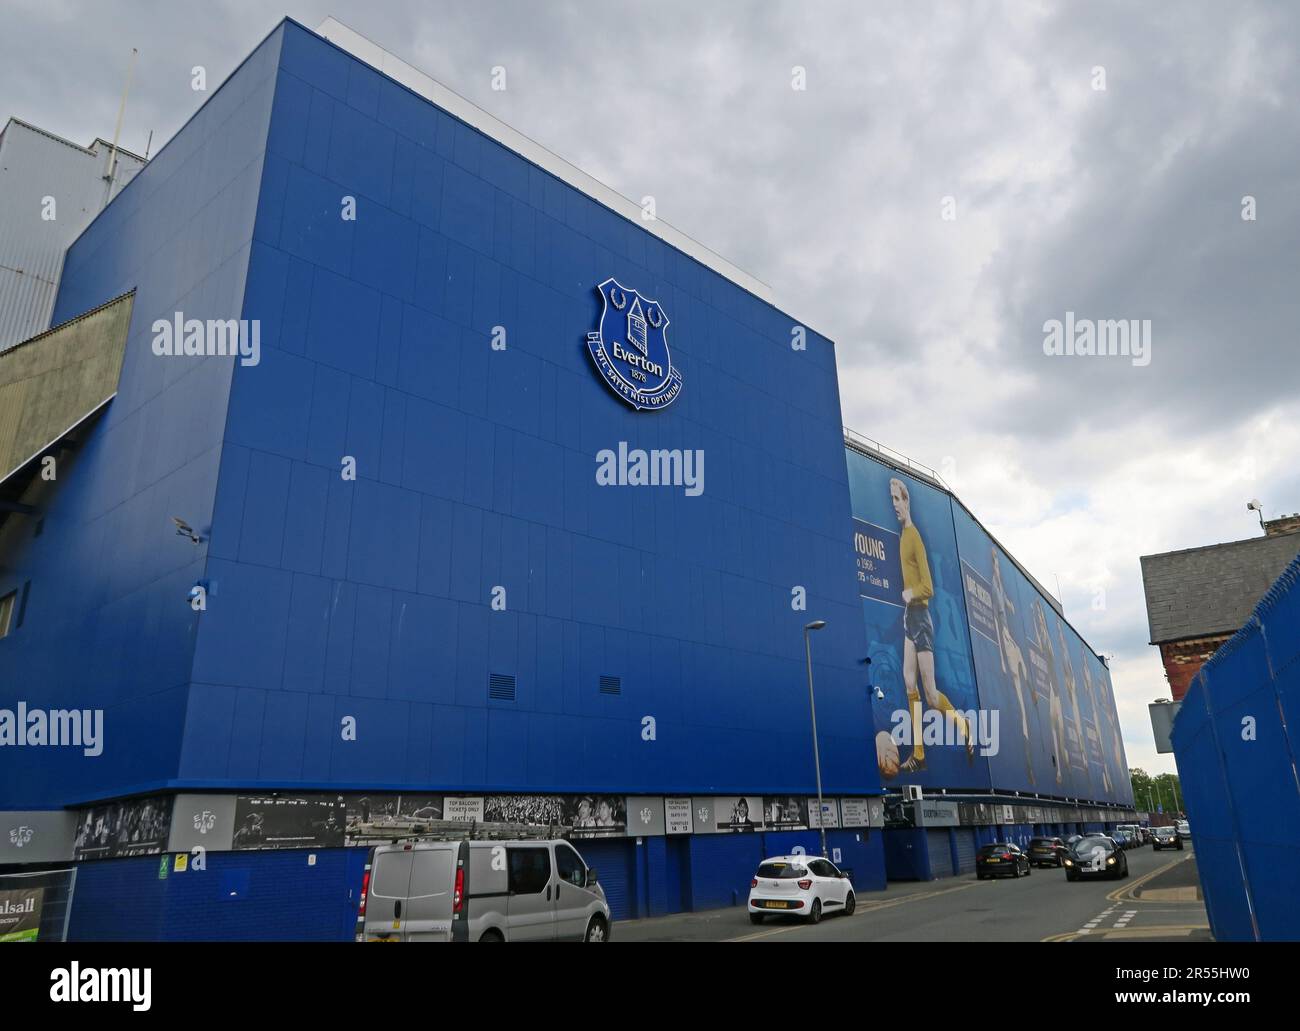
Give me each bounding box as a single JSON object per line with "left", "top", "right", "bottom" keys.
{"left": 0, "top": 23, "right": 282, "bottom": 808}
{"left": 2, "top": 19, "right": 889, "bottom": 935}
{"left": 1171, "top": 552, "right": 1300, "bottom": 942}
{"left": 65, "top": 829, "right": 886, "bottom": 939}
{"left": 187, "top": 19, "right": 873, "bottom": 800}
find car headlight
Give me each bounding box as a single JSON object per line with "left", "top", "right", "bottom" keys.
{"left": 1107, "top": 857, "right": 1116, "bottom": 865}
{"left": 1063, "top": 859, "right": 1073, "bottom": 866}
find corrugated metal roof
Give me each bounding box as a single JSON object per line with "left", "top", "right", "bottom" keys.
{"left": 0, "top": 118, "right": 145, "bottom": 351}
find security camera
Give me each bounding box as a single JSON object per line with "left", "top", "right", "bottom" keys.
{"left": 1247, "top": 499, "right": 1262, "bottom": 511}
{"left": 874, "top": 687, "right": 885, "bottom": 700}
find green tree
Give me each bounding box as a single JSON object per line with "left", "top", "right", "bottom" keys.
{"left": 1129, "top": 768, "right": 1183, "bottom": 816}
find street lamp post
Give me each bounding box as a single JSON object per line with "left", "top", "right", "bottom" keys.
{"left": 804, "top": 620, "right": 828, "bottom": 859}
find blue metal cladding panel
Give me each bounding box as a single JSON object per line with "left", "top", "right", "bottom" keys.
{"left": 824, "top": 828, "right": 886, "bottom": 892}
{"left": 573, "top": 838, "right": 636, "bottom": 922}
{"left": 882, "top": 827, "right": 928, "bottom": 880}
{"left": 763, "top": 829, "right": 824, "bottom": 857}
{"left": 687, "top": 834, "right": 765, "bottom": 910}
{"left": 182, "top": 19, "right": 876, "bottom": 800}
{"left": 68, "top": 848, "right": 368, "bottom": 941}
{"left": 0, "top": 27, "right": 286, "bottom": 810}
{"left": 1170, "top": 550, "right": 1300, "bottom": 944}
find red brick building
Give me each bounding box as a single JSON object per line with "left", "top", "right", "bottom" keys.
{"left": 1141, "top": 514, "right": 1300, "bottom": 700}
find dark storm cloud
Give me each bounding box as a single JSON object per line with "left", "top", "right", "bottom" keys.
{"left": 4, "top": 3, "right": 1294, "bottom": 445}
{"left": 982, "top": 2, "right": 1300, "bottom": 441}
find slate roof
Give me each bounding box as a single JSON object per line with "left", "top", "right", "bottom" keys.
{"left": 1141, "top": 530, "right": 1300, "bottom": 644}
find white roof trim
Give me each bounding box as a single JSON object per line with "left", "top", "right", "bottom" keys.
{"left": 314, "top": 17, "right": 774, "bottom": 303}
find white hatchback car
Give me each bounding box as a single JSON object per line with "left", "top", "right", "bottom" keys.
{"left": 747, "top": 854, "right": 856, "bottom": 924}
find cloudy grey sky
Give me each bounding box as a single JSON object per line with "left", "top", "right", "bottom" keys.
{"left": 5, "top": 0, "right": 1297, "bottom": 778}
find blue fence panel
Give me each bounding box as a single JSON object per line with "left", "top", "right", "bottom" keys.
{"left": 1171, "top": 553, "right": 1300, "bottom": 942}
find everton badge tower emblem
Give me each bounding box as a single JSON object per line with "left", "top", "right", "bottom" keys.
{"left": 586, "top": 278, "right": 683, "bottom": 411}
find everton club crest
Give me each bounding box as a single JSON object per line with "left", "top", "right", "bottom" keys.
{"left": 587, "top": 278, "right": 683, "bottom": 411}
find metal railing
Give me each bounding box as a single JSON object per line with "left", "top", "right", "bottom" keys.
{"left": 843, "top": 426, "right": 950, "bottom": 490}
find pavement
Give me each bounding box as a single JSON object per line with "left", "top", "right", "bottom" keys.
{"left": 614, "top": 842, "right": 1210, "bottom": 942}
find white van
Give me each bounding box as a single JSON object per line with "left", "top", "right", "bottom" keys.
{"left": 359, "top": 838, "right": 611, "bottom": 942}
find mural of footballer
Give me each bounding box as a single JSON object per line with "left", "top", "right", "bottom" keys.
{"left": 1032, "top": 601, "right": 1068, "bottom": 785}
{"left": 1082, "top": 658, "right": 1124, "bottom": 795}
{"left": 1056, "top": 620, "right": 1089, "bottom": 785}
{"left": 1079, "top": 659, "right": 1113, "bottom": 795}
{"left": 890, "top": 477, "right": 974, "bottom": 773}
{"left": 990, "top": 548, "right": 1035, "bottom": 785}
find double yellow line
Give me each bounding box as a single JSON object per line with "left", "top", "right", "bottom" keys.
{"left": 1042, "top": 852, "right": 1204, "bottom": 941}
{"left": 1107, "top": 851, "right": 1195, "bottom": 904}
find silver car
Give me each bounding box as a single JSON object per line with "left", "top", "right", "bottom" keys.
{"left": 360, "top": 838, "right": 611, "bottom": 942}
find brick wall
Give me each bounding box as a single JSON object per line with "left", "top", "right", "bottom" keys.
{"left": 1159, "top": 635, "right": 1232, "bottom": 701}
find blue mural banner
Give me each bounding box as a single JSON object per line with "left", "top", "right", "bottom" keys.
{"left": 950, "top": 505, "right": 1131, "bottom": 803}
{"left": 847, "top": 455, "right": 987, "bottom": 791}
{"left": 846, "top": 445, "right": 1132, "bottom": 805}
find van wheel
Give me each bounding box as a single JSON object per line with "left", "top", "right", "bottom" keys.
{"left": 479, "top": 929, "right": 504, "bottom": 942}
{"left": 584, "top": 916, "right": 608, "bottom": 942}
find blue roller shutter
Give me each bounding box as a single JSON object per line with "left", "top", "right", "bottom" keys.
{"left": 954, "top": 828, "right": 978, "bottom": 873}
{"left": 927, "top": 829, "right": 954, "bottom": 878}
{"left": 571, "top": 839, "right": 635, "bottom": 921}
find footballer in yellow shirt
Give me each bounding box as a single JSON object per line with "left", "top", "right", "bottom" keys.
{"left": 890, "top": 478, "right": 974, "bottom": 773}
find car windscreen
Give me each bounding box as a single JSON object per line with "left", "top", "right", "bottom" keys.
{"left": 757, "top": 862, "right": 806, "bottom": 879}
{"left": 1071, "top": 837, "right": 1114, "bottom": 855}
{"left": 1028, "top": 838, "right": 1055, "bottom": 846}
{"left": 978, "top": 844, "right": 1012, "bottom": 854}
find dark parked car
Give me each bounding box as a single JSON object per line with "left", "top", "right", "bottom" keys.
{"left": 1027, "top": 836, "right": 1068, "bottom": 867}
{"left": 1063, "top": 835, "right": 1129, "bottom": 880}
{"left": 976, "top": 842, "right": 1031, "bottom": 879}
{"left": 1151, "top": 825, "right": 1183, "bottom": 851}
